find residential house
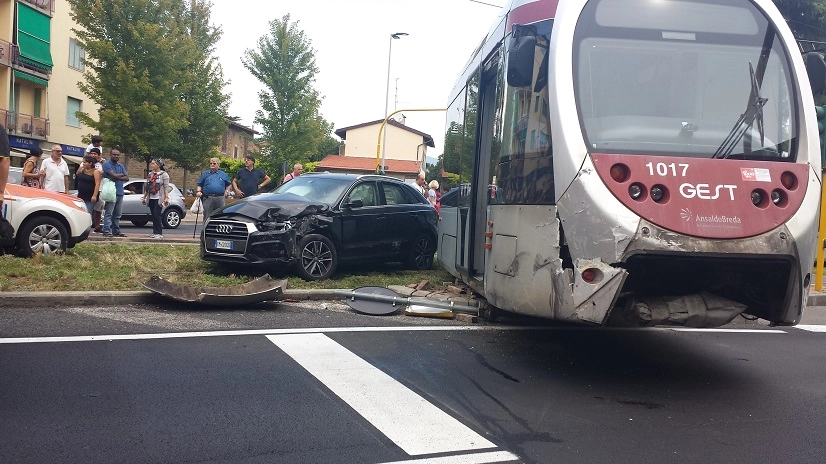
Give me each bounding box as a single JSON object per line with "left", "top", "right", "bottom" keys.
{"left": 318, "top": 118, "right": 434, "bottom": 181}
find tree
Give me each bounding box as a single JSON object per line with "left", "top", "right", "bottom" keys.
{"left": 174, "top": 0, "right": 230, "bottom": 172}
{"left": 241, "top": 14, "right": 332, "bottom": 175}
{"left": 773, "top": 0, "right": 826, "bottom": 44}
{"left": 68, "top": 0, "right": 228, "bottom": 171}
{"left": 312, "top": 134, "right": 341, "bottom": 162}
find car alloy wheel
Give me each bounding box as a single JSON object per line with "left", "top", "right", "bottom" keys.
{"left": 163, "top": 208, "right": 182, "bottom": 229}
{"left": 407, "top": 234, "right": 434, "bottom": 270}
{"left": 17, "top": 217, "right": 68, "bottom": 257}
{"left": 297, "top": 234, "right": 337, "bottom": 281}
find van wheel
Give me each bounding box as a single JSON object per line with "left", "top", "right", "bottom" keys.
{"left": 17, "top": 216, "right": 68, "bottom": 257}
{"left": 296, "top": 234, "right": 337, "bottom": 281}
{"left": 131, "top": 220, "right": 149, "bottom": 227}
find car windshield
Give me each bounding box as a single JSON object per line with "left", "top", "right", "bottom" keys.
{"left": 273, "top": 176, "right": 353, "bottom": 204}
{"left": 573, "top": 0, "right": 797, "bottom": 161}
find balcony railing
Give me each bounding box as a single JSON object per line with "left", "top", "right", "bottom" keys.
{"left": 0, "top": 109, "right": 50, "bottom": 139}
{"left": 0, "top": 40, "right": 51, "bottom": 76}
{"left": 20, "top": 0, "right": 55, "bottom": 16}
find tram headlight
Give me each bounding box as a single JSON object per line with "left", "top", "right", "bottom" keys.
{"left": 771, "top": 189, "right": 787, "bottom": 207}
{"left": 628, "top": 183, "right": 644, "bottom": 200}
{"left": 650, "top": 185, "right": 665, "bottom": 203}
{"left": 750, "top": 190, "right": 763, "bottom": 206}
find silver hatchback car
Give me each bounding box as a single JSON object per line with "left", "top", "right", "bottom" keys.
{"left": 120, "top": 179, "right": 187, "bottom": 229}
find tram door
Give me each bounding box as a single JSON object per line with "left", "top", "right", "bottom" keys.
{"left": 457, "top": 53, "right": 500, "bottom": 285}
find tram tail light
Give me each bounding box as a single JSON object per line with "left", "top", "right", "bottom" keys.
{"left": 610, "top": 164, "right": 630, "bottom": 183}
{"left": 581, "top": 268, "right": 603, "bottom": 283}
{"left": 780, "top": 171, "right": 797, "bottom": 190}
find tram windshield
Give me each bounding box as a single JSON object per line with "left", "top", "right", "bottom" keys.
{"left": 573, "top": 0, "right": 797, "bottom": 161}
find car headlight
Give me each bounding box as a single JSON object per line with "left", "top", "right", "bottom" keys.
{"left": 257, "top": 218, "right": 294, "bottom": 232}
{"left": 72, "top": 200, "right": 86, "bottom": 211}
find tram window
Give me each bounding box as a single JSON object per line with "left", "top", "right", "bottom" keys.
{"left": 493, "top": 31, "right": 555, "bottom": 205}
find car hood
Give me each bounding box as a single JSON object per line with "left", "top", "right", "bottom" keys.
{"left": 211, "top": 193, "right": 330, "bottom": 222}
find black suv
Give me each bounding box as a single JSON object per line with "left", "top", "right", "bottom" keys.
{"left": 200, "top": 173, "right": 437, "bottom": 280}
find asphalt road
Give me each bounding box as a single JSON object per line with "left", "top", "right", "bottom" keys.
{"left": 2, "top": 302, "right": 825, "bottom": 464}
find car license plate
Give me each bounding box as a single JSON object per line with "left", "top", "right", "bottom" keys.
{"left": 215, "top": 240, "right": 233, "bottom": 250}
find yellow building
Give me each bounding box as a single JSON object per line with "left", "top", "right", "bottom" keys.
{"left": 0, "top": 0, "right": 99, "bottom": 166}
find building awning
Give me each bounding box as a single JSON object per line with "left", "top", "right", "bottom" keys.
{"left": 17, "top": 3, "right": 53, "bottom": 71}
{"left": 14, "top": 70, "right": 47, "bottom": 87}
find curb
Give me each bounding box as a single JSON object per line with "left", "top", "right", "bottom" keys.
{"left": 0, "top": 289, "right": 348, "bottom": 308}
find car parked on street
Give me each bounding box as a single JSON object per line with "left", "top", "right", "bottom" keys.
{"left": 120, "top": 179, "right": 187, "bottom": 229}
{"left": 2, "top": 173, "right": 92, "bottom": 256}
{"left": 200, "top": 173, "right": 437, "bottom": 280}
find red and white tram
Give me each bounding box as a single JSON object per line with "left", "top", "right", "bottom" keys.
{"left": 437, "top": 0, "right": 821, "bottom": 326}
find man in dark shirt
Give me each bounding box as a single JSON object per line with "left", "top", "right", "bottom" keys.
{"left": 232, "top": 155, "right": 271, "bottom": 198}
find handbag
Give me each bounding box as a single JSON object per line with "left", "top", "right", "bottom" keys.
{"left": 100, "top": 178, "right": 116, "bottom": 202}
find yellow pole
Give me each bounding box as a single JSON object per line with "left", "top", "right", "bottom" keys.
{"left": 816, "top": 172, "right": 826, "bottom": 291}
{"left": 376, "top": 108, "right": 446, "bottom": 173}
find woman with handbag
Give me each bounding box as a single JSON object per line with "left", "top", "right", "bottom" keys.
{"left": 21, "top": 146, "right": 43, "bottom": 189}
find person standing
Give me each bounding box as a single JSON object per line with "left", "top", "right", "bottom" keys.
{"left": 283, "top": 163, "right": 302, "bottom": 183}
{"left": 86, "top": 148, "right": 105, "bottom": 232}
{"left": 427, "top": 180, "right": 439, "bottom": 207}
{"left": 21, "top": 146, "right": 43, "bottom": 189}
{"left": 39, "top": 145, "right": 70, "bottom": 194}
{"left": 414, "top": 172, "right": 427, "bottom": 197}
{"left": 233, "top": 155, "right": 270, "bottom": 198}
{"left": 86, "top": 135, "right": 103, "bottom": 155}
{"left": 0, "top": 124, "right": 12, "bottom": 241}
{"left": 141, "top": 158, "right": 170, "bottom": 239}
{"left": 195, "top": 157, "right": 232, "bottom": 219}
{"left": 101, "top": 149, "right": 129, "bottom": 238}
{"left": 75, "top": 155, "right": 102, "bottom": 214}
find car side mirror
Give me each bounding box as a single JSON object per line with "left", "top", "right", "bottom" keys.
{"left": 345, "top": 198, "right": 364, "bottom": 209}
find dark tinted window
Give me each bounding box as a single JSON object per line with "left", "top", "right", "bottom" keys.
{"left": 382, "top": 182, "right": 418, "bottom": 205}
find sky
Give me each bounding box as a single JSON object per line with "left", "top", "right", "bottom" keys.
{"left": 208, "top": 0, "right": 503, "bottom": 160}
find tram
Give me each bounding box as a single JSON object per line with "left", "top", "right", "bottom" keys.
{"left": 437, "top": 0, "right": 822, "bottom": 327}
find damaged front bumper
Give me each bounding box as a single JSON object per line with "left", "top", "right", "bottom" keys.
{"left": 201, "top": 212, "right": 334, "bottom": 267}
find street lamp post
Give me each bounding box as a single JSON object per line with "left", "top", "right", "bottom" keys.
{"left": 381, "top": 32, "right": 408, "bottom": 174}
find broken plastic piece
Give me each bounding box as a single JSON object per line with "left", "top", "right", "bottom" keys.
{"left": 141, "top": 274, "right": 287, "bottom": 306}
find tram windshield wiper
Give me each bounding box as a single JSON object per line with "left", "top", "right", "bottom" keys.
{"left": 712, "top": 62, "right": 768, "bottom": 159}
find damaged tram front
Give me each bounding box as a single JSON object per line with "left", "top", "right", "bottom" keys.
{"left": 437, "top": 0, "right": 821, "bottom": 327}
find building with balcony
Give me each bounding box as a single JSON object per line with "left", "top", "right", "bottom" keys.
{"left": 0, "top": 0, "right": 99, "bottom": 169}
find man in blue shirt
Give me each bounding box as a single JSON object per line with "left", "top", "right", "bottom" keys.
{"left": 101, "top": 149, "right": 129, "bottom": 238}
{"left": 196, "top": 157, "right": 232, "bottom": 220}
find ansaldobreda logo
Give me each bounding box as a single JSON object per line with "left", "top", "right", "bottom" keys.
{"left": 680, "top": 208, "right": 692, "bottom": 221}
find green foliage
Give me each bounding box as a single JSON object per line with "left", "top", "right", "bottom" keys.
{"left": 68, "top": 0, "right": 228, "bottom": 169}
{"left": 218, "top": 156, "right": 245, "bottom": 179}
{"left": 241, "top": 14, "right": 333, "bottom": 177}
{"left": 313, "top": 134, "right": 341, "bottom": 162}
{"left": 773, "top": 0, "right": 826, "bottom": 43}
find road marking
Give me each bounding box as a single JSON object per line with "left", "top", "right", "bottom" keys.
{"left": 794, "top": 325, "right": 826, "bottom": 332}
{"left": 0, "top": 325, "right": 792, "bottom": 344}
{"left": 670, "top": 328, "right": 786, "bottom": 333}
{"left": 268, "top": 333, "right": 499, "bottom": 457}
{"left": 377, "top": 450, "right": 521, "bottom": 463}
